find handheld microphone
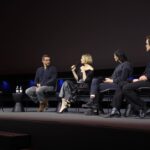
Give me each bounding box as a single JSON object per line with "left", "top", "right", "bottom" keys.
{"left": 71, "top": 62, "right": 81, "bottom": 70}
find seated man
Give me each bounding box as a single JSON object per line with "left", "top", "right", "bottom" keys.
{"left": 123, "top": 35, "right": 150, "bottom": 118}
{"left": 25, "top": 54, "right": 57, "bottom": 112}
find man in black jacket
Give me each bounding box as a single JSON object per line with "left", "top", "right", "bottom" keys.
{"left": 123, "top": 35, "right": 150, "bottom": 118}
{"left": 25, "top": 54, "right": 57, "bottom": 112}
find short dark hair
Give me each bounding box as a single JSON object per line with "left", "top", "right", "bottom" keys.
{"left": 114, "top": 49, "right": 128, "bottom": 62}
{"left": 146, "top": 35, "right": 150, "bottom": 45}
{"left": 42, "top": 54, "right": 50, "bottom": 60}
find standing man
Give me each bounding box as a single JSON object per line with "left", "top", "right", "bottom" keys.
{"left": 123, "top": 35, "right": 150, "bottom": 118}
{"left": 25, "top": 54, "right": 57, "bottom": 112}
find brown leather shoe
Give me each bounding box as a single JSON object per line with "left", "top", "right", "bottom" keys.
{"left": 37, "top": 102, "right": 45, "bottom": 112}
{"left": 44, "top": 100, "right": 49, "bottom": 110}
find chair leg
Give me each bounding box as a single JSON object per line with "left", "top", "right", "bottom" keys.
{"left": 0, "top": 103, "right": 4, "bottom": 112}
{"left": 108, "top": 96, "right": 113, "bottom": 113}
{"left": 56, "top": 101, "right": 62, "bottom": 112}
{"left": 76, "top": 101, "right": 80, "bottom": 112}
{"left": 1, "top": 107, "right": 4, "bottom": 112}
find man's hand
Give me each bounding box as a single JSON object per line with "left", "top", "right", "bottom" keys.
{"left": 104, "top": 78, "right": 113, "bottom": 83}
{"left": 139, "top": 75, "right": 147, "bottom": 81}
{"left": 133, "top": 79, "right": 139, "bottom": 82}
{"left": 37, "top": 84, "right": 41, "bottom": 87}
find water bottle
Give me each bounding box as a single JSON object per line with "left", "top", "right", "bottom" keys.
{"left": 16, "top": 86, "right": 19, "bottom": 93}
{"left": 19, "top": 86, "right": 23, "bottom": 93}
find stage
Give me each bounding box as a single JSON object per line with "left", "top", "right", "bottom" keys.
{"left": 0, "top": 108, "right": 150, "bottom": 150}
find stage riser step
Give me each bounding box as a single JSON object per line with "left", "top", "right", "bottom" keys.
{"left": 0, "top": 131, "right": 31, "bottom": 150}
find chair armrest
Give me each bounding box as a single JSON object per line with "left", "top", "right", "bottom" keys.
{"left": 138, "top": 87, "right": 150, "bottom": 90}
{"left": 100, "top": 88, "right": 116, "bottom": 93}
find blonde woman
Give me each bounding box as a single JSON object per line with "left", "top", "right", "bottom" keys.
{"left": 59, "top": 53, "right": 94, "bottom": 113}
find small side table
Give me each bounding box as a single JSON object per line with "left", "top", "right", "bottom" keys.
{"left": 12, "top": 93, "right": 25, "bottom": 112}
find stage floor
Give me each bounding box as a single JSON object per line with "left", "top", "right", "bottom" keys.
{"left": 1, "top": 107, "right": 150, "bottom": 150}
{"left": 0, "top": 107, "right": 150, "bottom": 131}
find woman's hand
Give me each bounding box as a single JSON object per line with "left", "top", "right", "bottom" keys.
{"left": 71, "top": 65, "right": 78, "bottom": 81}
{"left": 80, "top": 66, "right": 85, "bottom": 72}
{"left": 71, "top": 65, "right": 76, "bottom": 72}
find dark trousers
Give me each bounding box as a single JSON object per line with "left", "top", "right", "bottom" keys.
{"left": 122, "top": 80, "right": 150, "bottom": 110}
{"left": 90, "top": 77, "right": 123, "bottom": 109}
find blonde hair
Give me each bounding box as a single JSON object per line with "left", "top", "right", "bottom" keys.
{"left": 82, "top": 53, "right": 93, "bottom": 64}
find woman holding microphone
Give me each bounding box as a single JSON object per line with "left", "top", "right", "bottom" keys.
{"left": 59, "top": 53, "right": 94, "bottom": 113}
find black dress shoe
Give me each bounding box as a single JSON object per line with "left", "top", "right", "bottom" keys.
{"left": 139, "top": 109, "right": 146, "bottom": 118}
{"left": 84, "top": 108, "right": 94, "bottom": 115}
{"left": 82, "top": 100, "right": 94, "bottom": 108}
{"left": 104, "top": 109, "right": 121, "bottom": 118}
{"left": 124, "top": 104, "right": 132, "bottom": 117}
{"left": 105, "top": 112, "right": 121, "bottom": 118}
{"left": 99, "top": 108, "right": 105, "bottom": 114}
{"left": 145, "top": 108, "right": 150, "bottom": 116}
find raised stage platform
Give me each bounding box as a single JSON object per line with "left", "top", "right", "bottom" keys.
{"left": 0, "top": 108, "right": 150, "bottom": 150}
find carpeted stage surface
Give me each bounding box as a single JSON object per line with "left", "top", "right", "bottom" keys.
{"left": 0, "top": 109, "right": 150, "bottom": 150}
